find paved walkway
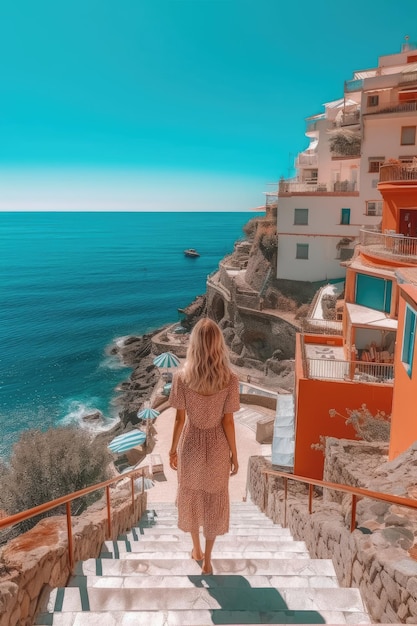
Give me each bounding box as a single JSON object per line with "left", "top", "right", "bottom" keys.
{"left": 146, "top": 405, "right": 272, "bottom": 504}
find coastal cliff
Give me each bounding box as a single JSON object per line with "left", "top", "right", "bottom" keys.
{"left": 110, "top": 206, "right": 318, "bottom": 428}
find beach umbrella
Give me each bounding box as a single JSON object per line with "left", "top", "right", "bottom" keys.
{"left": 108, "top": 430, "right": 146, "bottom": 454}
{"left": 137, "top": 407, "right": 160, "bottom": 420}
{"left": 153, "top": 352, "right": 180, "bottom": 370}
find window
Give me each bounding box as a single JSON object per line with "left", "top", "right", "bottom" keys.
{"left": 294, "top": 208, "right": 309, "bottom": 225}
{"left": 402, "top": 304, "right": 416, "bottom": 377}
{"left": 367, "top": 95, "right": 379, "bottom": 107}
{"left": 366, "top": 201, "right": 383, "bottom": 216}
{"left": 341, "top": 208, "right": 351, "bottom": 225}
{"left": 368, "top": 157, "right": 385, "bottom": 173}
{"left": 355, "top": 274, "right": 392, "bottom": 313}
{"left": 296, "top": 244, "right": 309, "bottom": 260}
{"left": 401, "top": 126, "right": 416, "bottom": 146}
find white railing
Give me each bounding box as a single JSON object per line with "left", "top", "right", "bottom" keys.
{"left": 399, "top": 72, "right": 417, "bottom": 84}
{"left": 332, "top": 111, "right": 361, "bottom": 127}
{"left": 301, "top": 318, "right": 343, "bottom": 335}
{"left": 367, "top": 100, "right": 417, "bottom": 115}
{"left": 379, "top": 163, "right": 417, "bottom": 182}
{"left": 360, "top": 229, "right": 417, "bottom": 262}
{"left": 279, "top": 180, "right": 357, "bottom": 194}
{"left": 305, "top": 357, "right": 394, "bottom": 383}
{"left": 296, "top": 153, "right": 318, "bottom": 167}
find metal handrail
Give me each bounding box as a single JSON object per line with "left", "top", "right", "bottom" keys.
{"left": 262, "top": 469, "right": 417, "bottom": 532}
{"left": 0, "top": 466, "right": 146, "bottom": 570}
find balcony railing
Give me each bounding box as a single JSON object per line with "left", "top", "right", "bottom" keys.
{"left": 301, "top": 318, "right": 343, "bottom": 336}
{"left": 360, "top": 228, "right": 417, "bottom": 263}
{"left": 332, "top": 110, "right": 361, "bottom": 127}
{"left": 366, "top": 100, "right": 417, "bottom": 115}
{"left": 295, "top": 153, "right": 318, "bottom": 167}
{"left": 279, "top": 180, "right": 357, "bottom": 194}
{"left": 345, "top": 78, "right": 364, "bottom": 93}
{"left": 399, "top": 71, "right": 417, "bottom": 85}
{"left": 304, "top": 357, "right": 394, "bottom": 384}
{"left": 379, "top": 163, "right": 417, "bottom": 182}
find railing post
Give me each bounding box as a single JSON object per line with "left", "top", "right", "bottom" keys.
{"left": 283, "top": 477, "right": 288, "bottom": 528}
{"left": 66, "top": 502, "right": 74, "bottom": 572}
{"left": 308, "top": 484, "right": 313, "bottom": 514}
{"left": 131, "top": 476, "right": 135, "bottom": 511}
{"left": 106, "top": 486, "right": 112, "bottom": 538}
{"left": 350, "top": 494, "right": 357, "bottom": 532}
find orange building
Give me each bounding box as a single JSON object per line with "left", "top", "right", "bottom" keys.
{"left": 389, "top": 273, "right": 417, "bottom": 460}
{"left": 293, "top": 162, "right": 417, "bottom": 479}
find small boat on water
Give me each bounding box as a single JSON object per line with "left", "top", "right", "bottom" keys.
{"left": 184, "top": 248, "right": 200, "bottom": 258}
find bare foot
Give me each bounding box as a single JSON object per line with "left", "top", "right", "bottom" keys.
{"left": 191, "top": 549, "right": 204, "bottom": 561}
{"left": 201, "top": 560, "right": 213, "bottom": 574}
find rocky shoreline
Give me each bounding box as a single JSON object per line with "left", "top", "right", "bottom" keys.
{"left": 95, "top": 327, "right": 170, "bottom": 445}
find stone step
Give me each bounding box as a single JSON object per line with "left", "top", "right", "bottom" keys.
{"left": 134, "top": 526, "right": 289, "bottom": 537}
{"left": 101, "top": 549, "right": 310, "bottom": 561}
{"left": 119, "top": 529, "right": 293, "bottom": 542}
{"left": 76, "top": 557, "right": 338, "bottom": 577}
{"left": 103, "top": 539, "right": 309, "bottom": 555}
{"left": 69, "top": 572, "right": 340, "bottom": 589}
{"left": 44, "top": 585, "right": 369, "bottom": 614}
{"left": 150, "top": 502, "right": 261, "bottom": 510}
{"left": 135, "top": 518, "right": 279, "bottom": 529}
{"left": 35, "top": 607, "right": 371, "bottom": 625}
{"left": 141, "top": 514, "right": 278, "bottom": 524}
{"left": 144, "top": 509, "right": 271, "bottom": 519}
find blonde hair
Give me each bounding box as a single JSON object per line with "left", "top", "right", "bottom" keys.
{"left": 182, "top": 318, "right": 232, "bottom": 395}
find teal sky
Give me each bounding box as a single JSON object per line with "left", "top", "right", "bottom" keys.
{"left": 1, "top": 0, "right": 416, "bottom": 210}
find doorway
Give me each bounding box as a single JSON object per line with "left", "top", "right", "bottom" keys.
{"left": 399, "top": 208, "right": 417, "bottom": 237}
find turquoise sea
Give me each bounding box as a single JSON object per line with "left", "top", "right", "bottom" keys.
{"left": 0, "top": 211, "right": 255, "bottom": 458}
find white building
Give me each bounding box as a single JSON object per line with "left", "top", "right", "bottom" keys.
{"left": 276, "top": 38, "right": 417, "bottom": 283}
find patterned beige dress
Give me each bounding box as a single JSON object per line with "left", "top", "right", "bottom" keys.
{"left": 169, "top": 372, "right": 240, "bottom": 539}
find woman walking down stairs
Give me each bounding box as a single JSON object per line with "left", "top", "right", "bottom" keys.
{"left": 36, "top": 501, "right": 370, "bottom": 625}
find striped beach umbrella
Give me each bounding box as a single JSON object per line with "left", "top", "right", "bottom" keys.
{"left": 137, "top": 407, "right": 160, "bottom": 420}
{"left": 153, "top": 352, "right": 180, "bottom": 369}
{"left": 108, "top": 430, "right": 146, "bottom": 454}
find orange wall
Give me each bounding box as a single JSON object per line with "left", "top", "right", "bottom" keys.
{"left": 379, "top": 183, "right": 417, "bottom": 232}
{"left": 294, "top": 335, "right": 393, "bottom": 479}
{"left": 389, "top": 287, "right": 417, "bottom": 459}
{"left": 294, "top": 377, "right": 393, "bottom": 479}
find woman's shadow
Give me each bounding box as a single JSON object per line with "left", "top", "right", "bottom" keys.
{"left": 188, "top": 573, "right": 326, "bottom": 624}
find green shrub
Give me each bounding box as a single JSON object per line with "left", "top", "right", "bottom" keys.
{"left": 0, "top": 426, "right": 111, "bottom": 537}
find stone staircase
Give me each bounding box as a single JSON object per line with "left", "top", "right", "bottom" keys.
{"left": 36, "top": 501, "right": 371, "bottom": 625}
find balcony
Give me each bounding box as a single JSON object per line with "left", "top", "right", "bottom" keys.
{"left": 379, "top": 163, "right": 417, "bottom": 182}
{"left": 360, "top": 229, "right": 417, "bottom": 264}
{"left": 366, "top": 100, "right": 417, "bottom": 116}
{"left": 332, "top": 110, "right": 361, "bottom": 127}
{"left": 295, "top": 152, "right": 318, "bottom": 168}
{"left": 344, "top": 78, "right": 364, "bottom": 93}
{"left": 330, "top": 144, "right": 361, "bottom": 159}
{"left": 279, "top": 179, "right": 357, "bottom": 194}
{"left": 304, "top": 356, "right": 394, "bottom": 384}
{"left": 302, "top": 335, "right": 393, "bottom": 383}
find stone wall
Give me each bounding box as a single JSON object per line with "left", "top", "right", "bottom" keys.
{"left": 0, "top": 484, "right": 147, "bottom": 626}
{"left": 248, "top": 455, "right": 417, "bottom": 623}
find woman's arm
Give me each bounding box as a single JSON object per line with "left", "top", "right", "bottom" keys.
{"left": 222, "top": 412, "right": 238, "bottom": 475}
{"left": 169, "top": 409, "right": 186, "bottom": 470}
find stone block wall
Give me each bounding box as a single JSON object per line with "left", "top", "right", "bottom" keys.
{"left": 248, "top": 456, "right": 417, "bottom": 623}
{"left": 0, "top": 484, "right": 147, "bottom": 626}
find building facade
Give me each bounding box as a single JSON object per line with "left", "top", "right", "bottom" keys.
{"left": 276, "top": 40, "right": 417, "bottom": 283}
